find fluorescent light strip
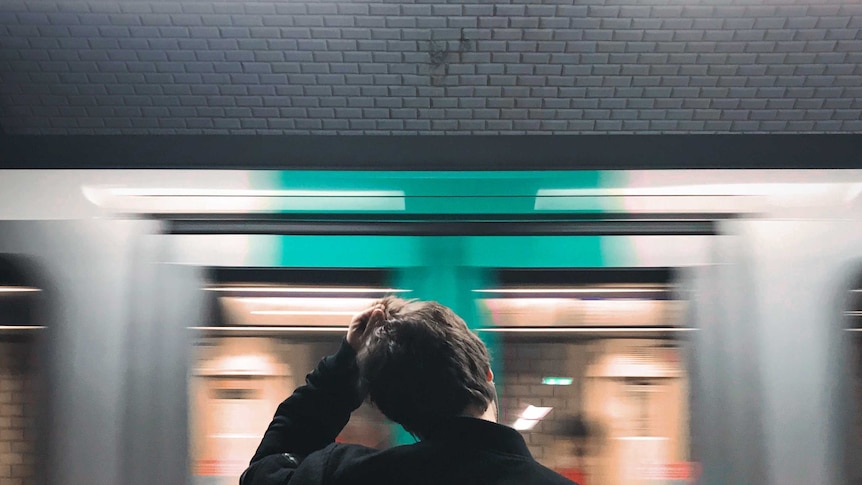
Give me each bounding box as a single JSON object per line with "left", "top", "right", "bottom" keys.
{"left": 521, "top": 405, "right": 553, "bottom": 420}
{"left": 537, "top": 183, "right": 858, "bottom": 198}
{"left": 190, "top": 326, "right": 349, "bottom": 332}
{"left": 513, "top": 405, "right": 553, "bottom": 430}
{"left": 206, "top": 287, "right": 410, "bottom": 294}
{"left": 250, "top": 310, "right": 358, "bottom": 316}
{"left": 542, "top": 377, "right": 573, "bottom": 386}
{"left": 109, "top": 188, "right": 405, "bottom": 198}
{"left": 0, "top": 287, "right": 41, "bottom": 293}
{"left": 473, "top": 288, "right": 666, "bottom": 294}
{"left": 845, "top": 329, "right": 862, "bottom": 332}
{"left": 512, "top": 418, "right": 538, "bottom": 431}
{"left": 477, "top": 327, "right": 696, "bottom": 333}
{"left": 0, "top": 326, "right": 46, "bottom": 331}
{"left": 846, "top": 311, "right": 862, "bottom": 316}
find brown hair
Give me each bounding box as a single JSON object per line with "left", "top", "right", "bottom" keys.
{"left": 357, "top": 297, "right": 496, "bottom": 437}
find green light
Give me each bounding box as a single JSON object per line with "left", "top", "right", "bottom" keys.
{"left": 541, "top": 377, "right": 573, "bottom": 386}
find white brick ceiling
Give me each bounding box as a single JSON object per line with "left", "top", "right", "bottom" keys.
{"left": 1, "top": 0, "right": 860, "bottom": 134}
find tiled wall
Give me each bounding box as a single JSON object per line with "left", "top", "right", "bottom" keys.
{"left": 500, "top": 341, "right": 591, "bottom": 464}
{"left": 0, "top": 340, "right": 37, "bottom": 485}
{"left": 1, "top": 0, "right": 861, "bottom": 134}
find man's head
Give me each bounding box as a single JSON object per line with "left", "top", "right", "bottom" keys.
{"left": 356, "top": 297, "right": 496, "bottom": 438}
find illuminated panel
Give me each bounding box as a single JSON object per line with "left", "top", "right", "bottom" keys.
{"left": 479, "top": 296, "right": 683, "bottom": 328}
{"left": 512, "top": 405, "right": 554, "bottom": 431}
{"left": 542, "top": 377, "right": 574, "bottom": 386}
{"left": 219, "top": 297, "right": 378, "bottom": 327}
{"left": 83, "top": 187, "right": 407, "bottom": 213}
{"left": 0, "top": 287, "right": 41, "bottom": 293}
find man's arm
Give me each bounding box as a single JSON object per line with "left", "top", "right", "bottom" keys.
{"left": 241, "top": 304, "right": 384, "bottom": 484}
{"left": 249, "top": 339, "right": 363, "bottom": 463}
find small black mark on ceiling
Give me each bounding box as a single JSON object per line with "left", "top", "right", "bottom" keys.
{"left": 426, "top": 29, "right": 474, "bottom": 86}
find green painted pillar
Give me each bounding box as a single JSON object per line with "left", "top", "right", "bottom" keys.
{"left": 390, "top": 237, "right": 501, "bottom": 444}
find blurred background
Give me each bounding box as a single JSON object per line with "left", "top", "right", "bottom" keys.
{"left": 2, "top": 168, "right": 862, "bottom": 485}
{"left": 1, "top": 0, "right": 862, "bottom": 484}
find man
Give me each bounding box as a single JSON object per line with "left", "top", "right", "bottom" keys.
{"left": 240, "top": 297, "right": 576, "bottom": 485}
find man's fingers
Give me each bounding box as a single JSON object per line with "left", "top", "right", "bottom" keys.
{"left": 347, "top": 304, "right": 386, "bottom": 351}
{"left": 352, "top": 306, "right": 376, "bottom": 321}
{"left": 350, "top": 305, "right": 379, "bottom": 327}
{"left": 366, "top": 308, "right": 384, "bottom": 331}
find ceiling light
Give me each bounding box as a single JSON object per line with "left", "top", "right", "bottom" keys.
{"left": 512, "top": 405, "right": 554, "bottom": 431}
{"left": 536, "top": 184, "right": 851, "bottom": 198}
{"left": 108, "top": 188, "right": 405, "bottom": 198}
{"left": 0, "top": 286, "right": 41, "bottom": 293}
{"left": 521, "top": 405, "right": 553, "bottom": 420}
{"left": 513, "top": 418, "right": 538, "bottom": 431}
{"left": 84, "top": 187, "right": 407, "bottom": 212}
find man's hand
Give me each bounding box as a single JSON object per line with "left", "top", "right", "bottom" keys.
{"left": 346, "top": 303, "right": 385, "bottom": 352}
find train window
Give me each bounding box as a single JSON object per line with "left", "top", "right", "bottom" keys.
{"left": 478, "top": 269, "right": 696, "bottom": 485}
{"left": 190, "top": 270, "right": 401, "bottom": 485}
{"left": 0, "top": 255, "right": 45, "bottom": 485}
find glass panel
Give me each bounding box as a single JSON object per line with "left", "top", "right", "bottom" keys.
{"left": 189, "top": 288, "right": 397, "bottom": 485}
{"left": 483, "top": 280, "right": 695, "bottom": 485}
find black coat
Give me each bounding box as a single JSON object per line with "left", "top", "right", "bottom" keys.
{"left": 241, "top": 340, "right": 576, "bottom": 485}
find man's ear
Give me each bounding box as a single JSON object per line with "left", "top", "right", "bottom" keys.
{"left": 487, "top": 368, "right": 494, "bottom": 382}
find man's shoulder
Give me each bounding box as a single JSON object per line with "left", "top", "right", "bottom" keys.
{"left": 320, "top": 442, "right": 578, "bottom": 485}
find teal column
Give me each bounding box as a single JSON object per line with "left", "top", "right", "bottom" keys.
{"left": 391, "top": 237, "right": 501, "bottom": 444}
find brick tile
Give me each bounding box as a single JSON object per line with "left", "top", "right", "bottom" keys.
{"left": 2, "top": 0, "right": 861, "bottom": 134}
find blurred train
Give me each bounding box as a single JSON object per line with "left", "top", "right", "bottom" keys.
{"left": 1, "top": 167, "right": 862, "bottom": 485}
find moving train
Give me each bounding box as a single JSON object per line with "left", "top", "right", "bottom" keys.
{"left": 1, "top": 146, "right": 861, "bottom": 485}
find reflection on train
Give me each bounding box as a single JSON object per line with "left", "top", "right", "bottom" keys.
{"left": 3, "top": 169, "right": 862, "bottom": 485}
{"left": 480, "top": 280, "right": 694, "bottom": 485}
{"left": 189, "top": 271, "right": 696, "bottom": 485}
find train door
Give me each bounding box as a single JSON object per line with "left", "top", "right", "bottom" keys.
{"left": 163, "top": 223, "right": 716, "bottom": 485}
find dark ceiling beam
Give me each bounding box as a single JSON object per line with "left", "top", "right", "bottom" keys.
{"left": 1, "top": 134, "right": 861, "bottom": 170}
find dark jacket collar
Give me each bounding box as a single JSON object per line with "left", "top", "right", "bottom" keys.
{"left": 421, "top": 417, "right": 533, "bottom": 458}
